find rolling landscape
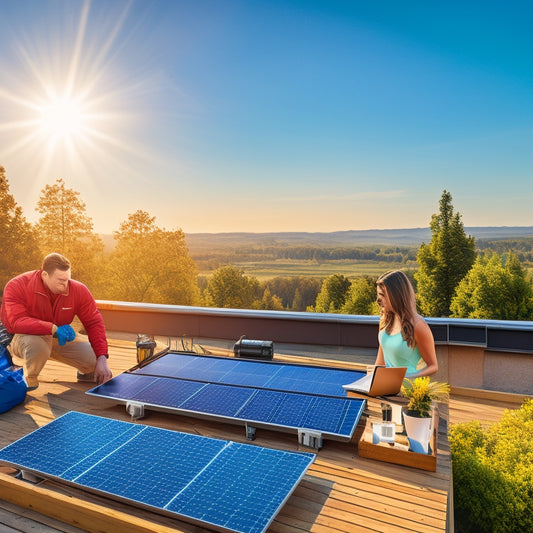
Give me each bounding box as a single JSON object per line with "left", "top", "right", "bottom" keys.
{"left": 180, "top": 226, "right": 533, "bottom": 280}
{"left": 186, "top": 226, "right": 533, "bottom": 248}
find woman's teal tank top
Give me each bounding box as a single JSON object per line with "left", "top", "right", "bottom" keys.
{"left": 378, "top": 329, "right": 422, "bottom": 374}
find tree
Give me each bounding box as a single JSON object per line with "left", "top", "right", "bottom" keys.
{"left": 203, "top": 264, "right": 260, "bottom": 309}
{"left": 256, "top": 286, "right": 284, "bottom": 310}
{"left": 292, "top": 288, "right": 304, "bottom": 311}
{"left": 342, "top": 276, "right": 379, "bottom": 315}
{"left": 416, "top": 190, "right": 476, "bottom": 317}
{"left": 35, "top": 178, "right": 104, "bottom": 291}
{"left": 308, "top": 274, "right": 351, "bottom": 313}
{"left": 106, "top": 210, "right": 199, "bottom": 305}
{"left": 450, "top": 252, "right": 533, "bottom": 320}
{"left": 265, "top": 276, "right": 321, "bottom": 311}
{"left": 0, "top": 166, "right": 40, "bottom": 292}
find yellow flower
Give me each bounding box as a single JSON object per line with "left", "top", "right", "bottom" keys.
{"left": 401, "top": 377, "right": 450, "bottom": 417}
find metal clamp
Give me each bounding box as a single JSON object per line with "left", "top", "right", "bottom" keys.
{"left": 245, "top": 423, "right": 256, "bottom": 441}
{"left": 298, "top": 428, "right": 323, "bottom": 450}
{"left": 126, "top": 401, "right": 145, "bottom": 421}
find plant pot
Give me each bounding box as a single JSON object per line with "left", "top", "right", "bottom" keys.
{"left": 403, "top": 411, "right": 433, "bottom": 454}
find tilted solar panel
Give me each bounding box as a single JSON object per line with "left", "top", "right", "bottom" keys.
{"left": 87, "top": 373, "right": 366, "bottom": 440}
{"left": 0, "top": 412, "right": 315, "bottom": 533}
{"left": 132, "top": 351, "right": 365, "bottom": 397}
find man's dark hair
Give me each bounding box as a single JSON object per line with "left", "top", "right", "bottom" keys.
{"left": 42, "top": 253, "right": 71, "bottom": 275}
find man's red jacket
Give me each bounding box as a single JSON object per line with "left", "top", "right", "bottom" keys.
{"left": 1, "top": 270, "right": 108, "bottom": 357}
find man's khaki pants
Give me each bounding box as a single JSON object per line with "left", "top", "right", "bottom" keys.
{"left": 10, "top": 334, "right": 97, "bottom": 388}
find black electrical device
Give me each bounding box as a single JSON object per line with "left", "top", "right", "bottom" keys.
{"left": 233, "top": 336, "right": 274, "bottom": 360}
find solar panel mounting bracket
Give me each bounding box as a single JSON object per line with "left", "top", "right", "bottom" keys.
{"left": 20, "top": 470, "right": 44, "bottom": 484}
{"left": 298, "top": 428, "right": 323, "bottom": 450}
{"left": 245, "top": 422, "right": 256, "bottom": 441}
{"left": 126, "top": 401, "right": 145, "bottom": 420}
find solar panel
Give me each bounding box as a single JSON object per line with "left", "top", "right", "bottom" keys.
{"left": 0, "top": 411, "right": 314, "bottom": 533}
{"left": 133, "top": 351, "right": 365, "bottom": 397}
{"left": 87, "top": 373, "right": 366, "bottom": 440}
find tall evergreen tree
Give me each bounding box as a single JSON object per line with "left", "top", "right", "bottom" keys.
{"left": 257, "top": 286, "right": 284, "bottom": 310}
{"left": 35, "top": 178, "right": 104, "bottom": 291}
{"left": 291, "top": 288, "right": 304, "bottom": 311}
{"left": 0, "top": 166, "right": 40, "bottom": 292}
{"left": 416, "top": 190, "right": 476, "bottom": 317}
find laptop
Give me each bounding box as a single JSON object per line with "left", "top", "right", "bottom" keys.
{"left": 342, "top": 366, "right": 407, "bottom": 397}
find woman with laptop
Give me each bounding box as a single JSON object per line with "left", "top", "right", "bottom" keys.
{"left": 374, "top": 270, "right": 438, "bottom": 378}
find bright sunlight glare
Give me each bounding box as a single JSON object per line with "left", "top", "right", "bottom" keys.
{"left": 0, "top": 0, "right": 148, "bottom": 199}
{"left": 38, "top": 94, "right": 87, "bottom": 140}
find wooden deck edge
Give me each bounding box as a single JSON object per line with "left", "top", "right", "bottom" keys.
{"left": 273, "top": 353, "right": 367, "bottom": 370}
{"left": 450, "top": 386, "right": 532, "bottom": 405}
{"left": 0, "top": 472, "right": 181, "bottom": 533}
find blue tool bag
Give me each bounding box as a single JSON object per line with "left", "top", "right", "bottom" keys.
{"left": 0, "top": 344, "right": 27, "bottom": 414}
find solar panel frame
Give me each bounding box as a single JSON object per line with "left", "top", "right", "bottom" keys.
{"left": 0, "top": 411, "right": 315, "bottom": 533}
{"left": 87, "top": 374, "right": 366, "bottom": 441}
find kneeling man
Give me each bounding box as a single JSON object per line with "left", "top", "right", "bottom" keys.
{"left": 1, "top": 253, "right": 112, "bottom": 390}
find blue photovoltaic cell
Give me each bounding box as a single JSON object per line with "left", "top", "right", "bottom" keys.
{"left": 179, "top": 383, "right": 256, "bottom": 417}
{"left": 166, "top": 442, "right": 310, "bottom": 532}
{"left": 302, "top": 396, "right": 362, "bottom": 435}
{"left": 93, "top": 372, "right": 155, "bottom": 398}
{"left": 134, "top": 352, "right": 196, "bottom": 376}
{"left": 247, "top": 392, "right": 363, "bottom": 436}
{"left": 128, "top": 376, "right": 205, "bottom": 408}
{"left": 88, "top": 374, "right": 365, "bottom": 439}
{"left": 219, "top": 370, "right": 275, "bottom": 388}
{"left": 235, "top": 389, "right": 285, "bottom": 422}
{"left": 0, "top": 412, "right": 314, "bottom": 533}
{"left": 220, "top": 359, "right": 281, "bottom": 388}
{"left": 133, "top": 351, "right": 365, "bottom": 397}
{"left": 264, "top": 391, "right": 315, "bottom": 428}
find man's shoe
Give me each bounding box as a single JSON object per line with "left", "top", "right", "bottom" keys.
{"left": 25, "top": 377, "right": 39, "bottom": 391}
{"left": 77, "top": 371, "right": 96, "bottom": 383}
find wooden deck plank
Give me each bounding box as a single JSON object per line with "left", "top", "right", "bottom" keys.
{"left": 2, "top": 334, "right": 519, "bottom": 533}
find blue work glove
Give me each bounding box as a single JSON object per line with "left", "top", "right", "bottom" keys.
{"left": 55, "top": 324, "right": 76, "bottom": 346}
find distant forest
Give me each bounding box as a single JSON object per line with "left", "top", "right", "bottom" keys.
{"left": 182, "top": 234, "right": 533, "bottom": 274}
{"left": 190, "top": 244, "right": 418, "bottom": 271}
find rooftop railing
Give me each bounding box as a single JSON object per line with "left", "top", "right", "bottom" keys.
{"left": 97, "top": 301, "right": 533, "bottom": 396}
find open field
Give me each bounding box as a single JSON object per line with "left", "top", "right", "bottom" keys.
{"left": 188, "top": 227, "right": 533, "bottom": 282}
{"left": 200, "top": 259, "right": 419, "bottom": 280}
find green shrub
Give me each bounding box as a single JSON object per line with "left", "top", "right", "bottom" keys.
{"left": 449, "top": 399, "right": 533, "bottom": 533}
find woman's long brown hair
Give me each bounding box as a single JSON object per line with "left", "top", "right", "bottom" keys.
{"left": 376, "top": 270, "right": 417, "bottom": 348}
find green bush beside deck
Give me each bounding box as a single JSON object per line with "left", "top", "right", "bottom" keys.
{"left": 449, "top": 399, "right": 533, "bottom": 533}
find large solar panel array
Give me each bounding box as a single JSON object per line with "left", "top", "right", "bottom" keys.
{"left": 0, "top": 411, "right": 314, "bottom": 533}
{"left": 132, "top": 351, "right": 366, "bottom": 397}
{"left": 87, "top": 372, "right": 365, "bottom": 440}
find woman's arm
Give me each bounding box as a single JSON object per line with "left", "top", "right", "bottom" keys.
{"left": 410, "top": 318, "right": 438, "bottom": 378}
{"left": 374, "top": 343, "right": 386, "bottom": 366}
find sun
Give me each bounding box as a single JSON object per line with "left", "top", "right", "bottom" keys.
{"left": 0, "top": 0, "right": 146, "bottom": 190}
{"left": 38, "top": 94, "right": 87, "bottom": 140}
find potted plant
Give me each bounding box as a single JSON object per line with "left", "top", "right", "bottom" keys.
{"left": 400, "top": 377, "right": 450, "bottom": 454}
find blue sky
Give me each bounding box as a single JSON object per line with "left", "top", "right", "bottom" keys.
{"left": 0, "top": 0, "right": 531, "bottom": 233}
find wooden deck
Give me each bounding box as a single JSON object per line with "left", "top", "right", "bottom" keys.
{"left": 0, "top": 335, "right": 521, "bottom": 533}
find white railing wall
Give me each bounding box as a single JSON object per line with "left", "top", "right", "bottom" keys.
{"left": 97, "top": 301, "right": 533, "bottom": 396}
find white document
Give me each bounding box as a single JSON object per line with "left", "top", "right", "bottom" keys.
{"left": 342, "top": 372, "right": 373, "bottom": 393}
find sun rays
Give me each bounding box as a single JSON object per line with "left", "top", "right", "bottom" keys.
{"left": 0, "top": 0, "right": 146, "bottom": 192}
